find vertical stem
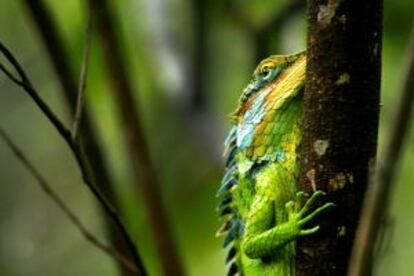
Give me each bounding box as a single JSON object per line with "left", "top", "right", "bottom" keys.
{"left": 22, "top": 1, "right": 137, "bottom": 275}
{"left": 298, "top": 0, "right": 382, "bottom": 275}
{"left": 90, "top": 0, "right": 185, "bottom": 275}
{"left": 191, "top": 0, "right": 208, "bottom": 110}
{"left": 72, "top": 3, "right": 93, "bottom": 140}
{"left": 349, "top": 25, "right": 414, "bottom": 276}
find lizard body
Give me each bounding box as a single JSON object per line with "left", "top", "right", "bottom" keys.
{"left": 217, "top": 52, "right": 334, "bottom": 276}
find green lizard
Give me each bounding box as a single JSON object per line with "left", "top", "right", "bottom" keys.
{"left": 217, "top": 51, "right": 334, "bottom": 275}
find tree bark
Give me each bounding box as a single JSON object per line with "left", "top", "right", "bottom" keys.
{"left": 349, "top": 25, "right": 414, "bottom": 276}
{"left": 298, "top": 0, "right": 382, "bottom": 275}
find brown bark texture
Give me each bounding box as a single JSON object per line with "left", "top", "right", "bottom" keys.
{"left": 297, "top": 0, "right": 382, "bottom": 275}
{"left": 349, "top": 26, "right": 414, "bottom": 276}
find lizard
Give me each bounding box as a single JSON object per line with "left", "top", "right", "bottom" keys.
{"left": 216, "top": 51, "right": 335, "bottom": 275}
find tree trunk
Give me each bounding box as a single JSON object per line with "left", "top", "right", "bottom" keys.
{"left": 297, "top": 0, "right": 382, "bottom": 275}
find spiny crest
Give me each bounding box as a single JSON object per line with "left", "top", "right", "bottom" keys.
{"left": 217, "top": 125, "right": 242, "bottom": 275}
{"left": 217, "top": 51, "right": 306, "bottom": 275}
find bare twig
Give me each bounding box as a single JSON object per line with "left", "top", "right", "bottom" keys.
{"left": 0, "top": 62, "right": 22, "bottom": 84}
{"left": 0, "top": 42, "right": 70, "bottom": 139}
{"left": 0, "top": 128, "right": 138, "bottom": 274}
{"left": 349, "top": 25, "right": 414, "bottom": 276}
{"left": 22, "top": 1, "right": 137, "bottom": 275}
{"left": 89, "top": 0, "right": 185, "bottom": 275}
{"left": 72, "top": 4, "right": 93, "bottom": 140}
{"left": 0, "top": 42, "right": 146, "bottom": 276}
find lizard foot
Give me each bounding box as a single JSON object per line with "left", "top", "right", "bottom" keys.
{"left": 285, "top": 190, "right": 335, "bottom": 236}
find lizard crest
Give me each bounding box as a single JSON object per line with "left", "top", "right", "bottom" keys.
{"left": 217, "top": 51, "right": 334, "bottom": 276}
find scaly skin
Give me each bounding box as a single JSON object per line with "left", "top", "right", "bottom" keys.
{"left": 217, "top": 52, "right": 334, "bottom": 275}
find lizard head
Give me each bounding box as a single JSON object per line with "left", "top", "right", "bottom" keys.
{"left": 231, "top": 51, "right": 306, "bottom": 122}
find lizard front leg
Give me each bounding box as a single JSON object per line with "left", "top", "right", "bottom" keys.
{"left": 242, "top": 191, "right": 334, "bottom": 259}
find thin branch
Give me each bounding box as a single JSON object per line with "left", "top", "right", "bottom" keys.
{"left": 0, "top": 43, "right": 69, "bottom": 138}
{"left": 22, "top": 1, "right": 137, "bottom": 275}
{"left": 349, "top": 25, "right": 414, "bottom": 276}
{"left": 89, "top": 0, "right": 185, "bottom": 275}
{"left": 0, "top": 42, "right": 146, "bottom": 276}
{"left": 190, "top": 0, "right": 207, "bottom": 109}
{"left": 0, "top": 128, "right": 138, "bottom": 274}
{"left": 0, "top": 62, "right": 23, "bottom": 84}
{"left": 72, "top": 4, "right": 93, "bottom": 140}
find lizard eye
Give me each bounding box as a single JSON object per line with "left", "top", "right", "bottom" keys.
{"left": 262, "top": 67, "right": 272, "bottom": 80}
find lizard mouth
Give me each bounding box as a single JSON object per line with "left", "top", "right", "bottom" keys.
{"left": 230, "top": 73, "right": 287, "bottom": 123}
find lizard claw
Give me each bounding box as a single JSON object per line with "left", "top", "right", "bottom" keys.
{"left": 294, "top": 190, "right": 335, "bottom": 236}
{"left": 297, "top": 190, "right": 326, "bottom": 218}
{"left": 285, "top": 200, "right": 295, "bottom": 214}
{"left": 299, "top": 202, "right": 335, "bottom": 227}
{"left": 295, "top": 191, "right": 306, "bottom": 204}
{"left": 300, "top": 225, "right": 320, "bottom": 236}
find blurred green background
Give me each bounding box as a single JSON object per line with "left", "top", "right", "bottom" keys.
{"left": 0, "top": 0, "right": 413, "bottom": 275}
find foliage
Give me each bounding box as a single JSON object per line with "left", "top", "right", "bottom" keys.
{"left": 0, "top": 0, "right": 413, "bottom": 275}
